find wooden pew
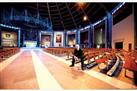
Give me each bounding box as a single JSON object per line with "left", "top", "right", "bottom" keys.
{"left": 123, "top": 51, "right": 137, "bottom": 78}
{"left": 0, "top": 48, "right": 20, "bottom": 62}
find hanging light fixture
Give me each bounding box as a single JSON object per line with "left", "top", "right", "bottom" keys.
{"left": 83, "top": 15, "right": 88, "bottom": 21}
{"left": 78, "top": 2, "right": 84, "bottom": 7}
{"left": 77, "top": 0, "right": 85, "bottom": 8}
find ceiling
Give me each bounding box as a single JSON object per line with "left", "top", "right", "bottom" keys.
{"left": 0, "top": 3, "right": 119, "bottom": 31}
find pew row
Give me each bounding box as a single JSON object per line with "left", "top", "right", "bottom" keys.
{"left": 43, "top": 48, "right": 136, "bottom": 77}
{"left": 0, "top": 48, "right": 20, "bottom": 62}
{"left": 99, "top": 54, "right": 123, "bottom": 77}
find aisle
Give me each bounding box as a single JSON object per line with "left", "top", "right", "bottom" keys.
{"left": 0, "top": 48, "right": 136, "bottom": 89}
{"left": 0, "top": 50, "right": 39, "bottom": 89}
{"left": 39, "top": 50, "right": 137, "bottom": 89}
{"left": 34, "top": 50, "right": 117, "bottom": 89}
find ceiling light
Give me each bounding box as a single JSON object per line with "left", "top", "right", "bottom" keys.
{"left": 77, "top": 0, "right": 85, "bottom": 7}
{"left": 78, "top": 2, "right": 84, "bottom": 7}
{"left": 83, "top": 15, "right": 88, "bottom": 21}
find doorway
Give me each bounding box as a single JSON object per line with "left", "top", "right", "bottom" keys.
{"left": 128, "top": 43, "right": 132, "bottom": 51}
{"left": 115, "top": 42, "right": 123, "bottom": 49}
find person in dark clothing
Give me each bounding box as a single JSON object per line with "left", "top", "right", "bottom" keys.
{"left": 134, "top": 60, "right": 137, "bottom": 86}
{"left": 134, "top": 71, "right": 137, "bottom": 86}
{"left": 70, "top": 44, "right": 85, "bottom": 70}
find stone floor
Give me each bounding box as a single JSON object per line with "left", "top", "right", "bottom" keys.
{"left": 0, "top": 48, "right": 136, "bottom": 89}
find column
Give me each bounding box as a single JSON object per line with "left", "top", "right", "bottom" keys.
{"left": 89, "top": 24, "right": 94, "bottom": 48}
{"left": 37, "top": 30, "right": 40, "bottom": 47}
{"left": 20, "top": 29, "right": 23, "bottom": 47}
{"left": 66, "top": 32, "right": 68, "bottom": 47}
{"left": 133, "top": 4, "right": 137, "bottom": 49}
{"left": 92, "top": 26, "right": 95, "bottom": 48}
{"left": 18, "top": 29, "right": 21, "bottom": 47}
{"left": 76, "top": 29, "right": 80, "bottom": 45}
{"left": 23, "top": 30, "right": 25, "bottom": 47}
{"left": 88, "top": 29, "right": 90, "bottom": 48}
{"left": 39, "top": 31, "right": 41, "bottom": 47}
{"left": 51, "top": 31, "right": 54, "bottom": 47}
{"left": 105, "top": 13, "right": 112, "bottom": 48}
{"left": 0, "top": 27, "right": 2, "bottom": 47}
{"left": 78, "top": 30, "right": 80, "bottom": 45}
{"left": 76, "top": 30, "right": 78, "bottom": 44}
{"left": 63, "top": 31, "right": 66, "bottom": 47}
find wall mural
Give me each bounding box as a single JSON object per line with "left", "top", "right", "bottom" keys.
{"left": 94, "top": 28, "right": 105, "bottom": 48}
{"left": 41, "top": 35, "right": 51, "bottom": 47}
{"left": 2, "top": 31, "right": 17, "bottom": 47}
{"left": 80, "top": 31, "right": 88, "bottom": 44}
{"left": 56, "top": 34, "right": 62, "bottom": 43}
{"left": 54, "top": 32, "right": 63, "bottom": 47}
{"left": 94, "top": 21, "right": 105, "bottom": 48}
{"left": 68, "top": 34, "right": 76, "bottom": 47}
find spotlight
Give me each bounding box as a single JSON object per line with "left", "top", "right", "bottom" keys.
{"left": 77, "top": 0, "right": 85, "bottom": 7}
{"left": 78, "top": 2, "right": 84, "bottom": 7}
{"left": 83, "top": 15, "right": 88, "bottom": 21}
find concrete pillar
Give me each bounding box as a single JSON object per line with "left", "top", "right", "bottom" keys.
{"left": 18, "top": 29, "right": 21, "bottom": 47}
{"left": 76, "top": 29, "right": 80, "bottom": 45}
{"left": 37, "top": 30, "right": 40, "bottom": 47}
{"left": 105, "top": 13, "right": 112, "bottom": 48}
{"left": 23, "top": 30, "right": 25, "bottom": 47}
{"left": 0, "top": 27, "right": 2, "bottom": 47}
{"left": 92, "top": 26, "right": 95, "bottom": 48}
{"left": 64, "top": 31, "right": 67, "bottom": 47}
{"left": 76, "top": 30, "right": 78, "bottom": 44}
{"left": 66, "top": 32, "right": 68, "bottom": 47}
{"left": 133, "top": 4, "right": 137, "bottom": 50}
{"left": 89, "top": 24, "right": 94, "bottom": 48}
{"left": 52, "top": 31, "right": 54, "bottom": 47}
{"left": 39, "top": 31, "right": 41, "bottom": 47}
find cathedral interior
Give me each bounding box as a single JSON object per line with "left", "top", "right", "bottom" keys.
{"left": 0, "top": 2, "right": 137, "bottom": 90}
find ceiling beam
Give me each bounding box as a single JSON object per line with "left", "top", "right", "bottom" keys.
{"left": 66, "top": 3, "right": 78, "bottom": 29}
{"left": 47, "top": 2, "right": 53, "bottom": 29}
{"left": 56, "top": 3, "right": 66, "bottom": 30}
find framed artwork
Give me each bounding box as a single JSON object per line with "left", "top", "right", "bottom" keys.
{"left": 41, "top": 35, "right": 51, "bottom": 43}
{"left": 41, "top": 35, "right": 51, "bottom": 47}
{"left": 6, "top": 33, "right": 11, "bottom": 38}
{"left": 68, "top": 34, "right": 76, "bottom": 46}
{"left": 45, "top": 35, "right": 51, "bottom": 42}
{"left": 2, "top": 31, "right": 17, "bottom": 47}
{"left": 56, "top": 34, "right": 62, "bottom": 43}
